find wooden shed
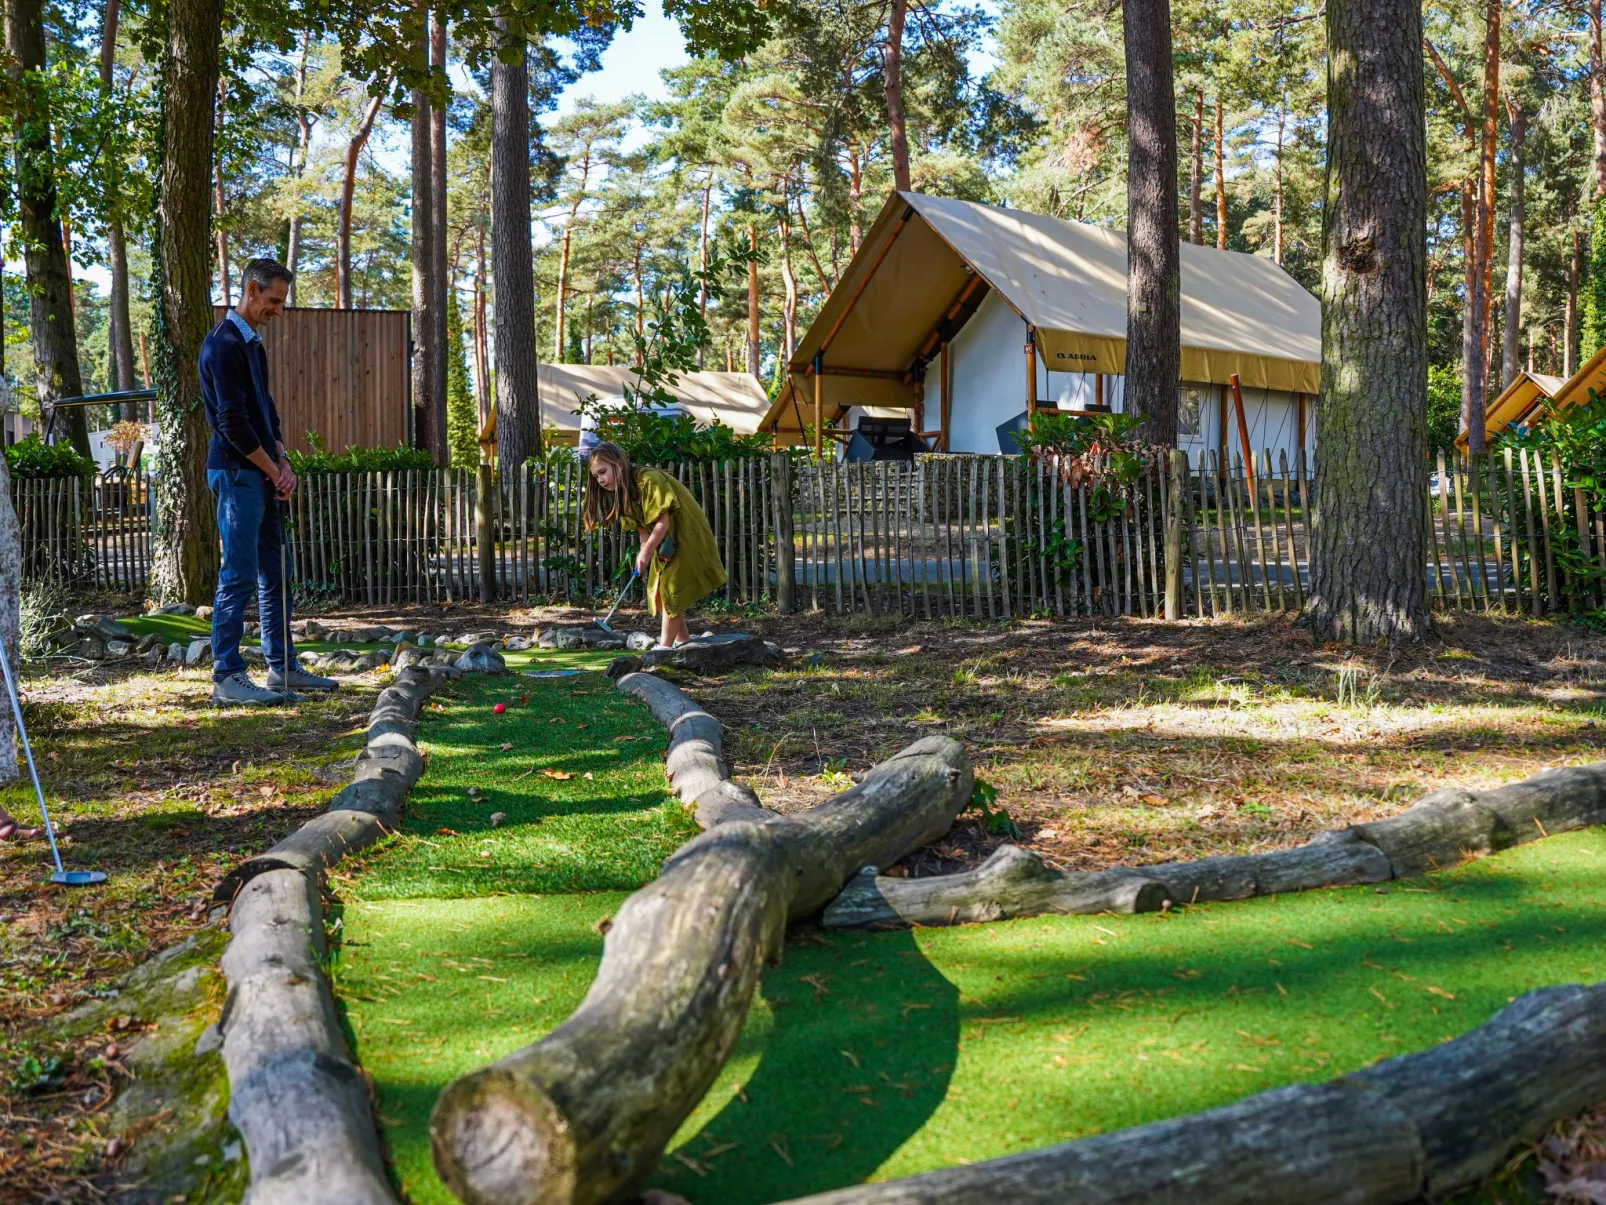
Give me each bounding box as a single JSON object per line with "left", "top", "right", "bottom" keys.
{"left": 213, "top": 306, "right": 411, "bottom": 454}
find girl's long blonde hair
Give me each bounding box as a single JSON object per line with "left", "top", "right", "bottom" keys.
{"left": 582, "top": 441, "right": 644, "bottom": 531}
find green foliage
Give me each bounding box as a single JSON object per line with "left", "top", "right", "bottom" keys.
{"left": 964, "top": 778, "right": 1021, "bottom": 838}
{"left": 4, "top": 435, "right": 94, "bottom": 478}
{"left": 1426, "top": 363, "right": 1463, "bottom": 453}
{"left": 445, "top": 292, "right": 480, "bottom": 468}
{"left": 1585, "top": 193, "right": 1606, "bottom": 362}
{"left": 285, "top": 432, "right": 435, "bottom": 475}
{"left": 579, "top": 403, "right": 773, "bottom": 466}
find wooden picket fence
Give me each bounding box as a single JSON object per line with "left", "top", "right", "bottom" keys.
{"left": 10, "top": 449, "right": 1601, "bottom": 619}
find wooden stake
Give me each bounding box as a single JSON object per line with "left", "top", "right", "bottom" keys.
{"left": 1229, "top": 373, "right": 1255, "bottom": 493}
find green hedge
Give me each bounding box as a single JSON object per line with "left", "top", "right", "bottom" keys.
{"left": 286, "top": 435, "right": 436, "bottom": 475}
{"left": 4, "top": 435, "right": 95, "bottom": 479}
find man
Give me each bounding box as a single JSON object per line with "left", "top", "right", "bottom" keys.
{"left": 199, "top": 258, "right": 336, "bottom": 705}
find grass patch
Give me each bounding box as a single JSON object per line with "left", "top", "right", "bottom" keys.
{"left": 337, "top": 671, "right": 697, "bottom": 900}
{"left": 335, "top": 827, "right": 1606, "bottom": 1203}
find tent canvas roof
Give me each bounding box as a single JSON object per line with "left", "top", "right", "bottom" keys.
{"left": 533, "top": 365, "right": 770, "bottom": 435}
{"left": 766, "top": 191, "right": 1320, "bottom": 437}
{"left": 1463, "top": 370, "right": 1567, "bottom": 448}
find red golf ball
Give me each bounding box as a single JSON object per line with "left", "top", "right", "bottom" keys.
{"left": 493, "top": 703, "right": 506, "bottom": 714}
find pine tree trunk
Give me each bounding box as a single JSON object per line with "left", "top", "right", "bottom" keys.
{"left": 747, "top": 223, "right": 761, "bottom": 380}
{"left": 101, "top": 0, "right": 137, "bottom": 405}
{"left": 1502, "top": 103, "right": 1525, "bottom": 391}
{"left": 429, "top": 11, "right": 449, "bottom": 463}
{"left": 1122, "top": 0, "right": 1179, "bottom": 447}
{"left": 151, "top": 0, "right": 224, "bottom": 605}
{"left": 1461, "top": 180, "right": 1480, "bottom": 437}
{"left": 1567, "top": 228, "right": 1580, "bottom": 377}
{"left": 884, "top": 0, "right": 911, "bottom": 193}
{"left": 1592, "top": 0, "right": 1606, "bottom": 196}
{"left": 338, "top": 93, "right": 384, "bottom": 310}
{"left": 1214, "top": 98, "right": 1226, "bottom": 250}
{"left": 1274, "top": 103, "right": 1285, "bottom": 265}
{"left": 697, "top": 177, "right": 711, "bottom": 368}
{"left": 410, "top": 17, "right": 439, "bottom": 460}
{"left": 1465, "top": 0, "right": 1499, "bottom": 452}
{"left": 1188, "top": 90, "right": 1203, "bottom": 245}
{"left": 491, "top": 26, "right": 542, "bottom": 474}
{"left": 5, "top": 0, "right": 91, "bottom": 458}
{"left": 554, "top": 231, "right": 571, "bottom": 361}
{"left": 214, "top": 81, "right": 231, "bottom": 307}
{"left": 1306, "top": 0, "right": 1429, "bottom": 644}
{"left": 473, "top": 227, "right": 490, "bottom": 427}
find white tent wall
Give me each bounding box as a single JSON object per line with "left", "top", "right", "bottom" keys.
{"left": 944, "top": 291, "right": 1034, "bottom": 453}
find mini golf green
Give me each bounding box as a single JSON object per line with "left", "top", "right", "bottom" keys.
{"left": 333, "top": 774, "right": 1606, "bottom": 1205}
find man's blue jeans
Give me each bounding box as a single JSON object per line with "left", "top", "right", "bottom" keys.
{"left": 208, "top": 469, "right": 296, "bottom": 681}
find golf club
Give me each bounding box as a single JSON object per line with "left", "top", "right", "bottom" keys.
{"left": 594, "top": 568, "right": 640, "bottom": 635}
{"left": 278, "top": 495, "right": 299, "bottom": 701}
{"left": 0, "top": 628, "right": 106, "bottom": 886}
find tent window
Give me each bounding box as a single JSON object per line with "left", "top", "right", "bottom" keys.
{"left": 1177, "top": 385, "right": 1206, "bottom": 437}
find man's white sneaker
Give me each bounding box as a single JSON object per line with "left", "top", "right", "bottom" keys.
{"left": 211, "top": 672, "right": 288, "bottom": 707}
{"left": 267, "top": 666, "right": 338, "bottom": 693}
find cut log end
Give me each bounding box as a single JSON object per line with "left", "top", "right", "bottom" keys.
{"left": 431, "top": 1070, "right": 579, "bottom": 1205}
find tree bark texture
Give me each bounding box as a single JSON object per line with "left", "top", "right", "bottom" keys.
{"left": 773, "top": 984, "right": 1606, "bottom": 1205}
{"left": 747, "top": 223, "right": 761, "bottom": 380}
{"left": 411, "top": 18, "right": 441, "bottom": 460}
{"left": 1502, "top": 103, "right": 1525, "bottom": 391}
{"left": 5, "top": 0, "right": 91, "bottom": 459}
{"left": 824, "top": 760, "right": 1606, "bottom": 929}
{"left": 429, "top": 735, "right": 973, "bottom": 1205}
{"left": 1121, "top": 0, "right": 1179, "bottom": 447}
{"left": 883, "top": 0, "right": 912, "bottom": 193}
{"left": 429, "top": 12, "right": 450, "bottom": 463}
{"left": 1567, "top": 228, "right": 1581, "bottom": 377}
{"left": 0, "top": 455, "right": 18, "bottom": 782}
{"left": 1592, "top": 0, "right": 1606, "bottom": 198}
{"left": 1462, "top": 0, "right": 1500, "bottom": 454}
{"left": 1213, "top": 98, "right": 1226, "bottom": 250}
{"left": 1305, "top": 0, "right": 1428, "bottom": 643}
{"left": 337, "top": 91, "right": 384, "bottom": 309}
{"left": 491, "top": 27, "right": 543, "bottom": 472}
{"left": 151, "top": 0, "right": 224, "bottom": 605}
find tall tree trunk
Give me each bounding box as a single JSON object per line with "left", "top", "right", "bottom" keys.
{"left": 1463, "top": 0, "right": 1500, "bottom": 454}
{"left": 1188, "top": 90, "right": 1203, "bottom": 245}
{"left": 847, "top": 151, "right": 863, "bottom": 253}
{"left": 214, "top": 78, "right": 230, "bottom": 306}
{"left": 1214, "top": 98, "right": 1226, "bottom": 250}
{"left": 429, "top": 11, "right": 449, "bottom": 462}
{"left": 633, "top": 244, "right": 645, "bottom": 360}
{"left": 151, "top": 0, "right": 224, "bottom": 604}
{"left": 5, "top": 0, "right": 91, "bottom": 458}
{"left": 284, "top": 32, "right": 312, "bottom": 307}
{"left": 1122, "top": 0, "right": 1180, "bottom": 446}
{"left": 884, "top": 0, "right": 912, "bottom": 193}
{"left": 100, "top": 0, "right": 137, "bottom": 407}
{"left": 780, "top": 208, "right": 798, "bottom": 363}
{"left": 1567, "top": 227, "right": 1580, "bottom": 377}
{"left": 491, "top": 25, "right": 542, "bottom": 473}
{"left": 337, "top": 90, "right": 384, "bottom": 309}
{"left": 1501, "top": 102, "right": 1525, "bottom": 391}
{"left": 1592, "top": 0, "right": 1606, "bottom": 196}
{"left": 697, "top": 175, "right": 711, "bottom": 368}
{"left": 410, "top": 13, "right": 439, "bottom": 458}
{"left": 1274, "top": 101, "right": 1286, "bottom": 265}
{"left": 473, "top": 225, "right": 490, "bottom": 429}
{"left": 554, "top": 230, "right": 571, "bottom": 360}
{"left": 746, "top": 223, "right": 761, "bottom": 380}
{"left": 1461, "top": 179, "right": 1478, "bottom": 439}
{"left": 1306, "top": 0, "right": 1429, "bottom": 643}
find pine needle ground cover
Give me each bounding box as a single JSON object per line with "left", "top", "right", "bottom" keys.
{"left": 335, "top": 806, "right": 1606, "bottom": 1203}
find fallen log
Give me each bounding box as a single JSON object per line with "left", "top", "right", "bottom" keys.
{"left": 772, "top": 982, "right": 1606, "bottom": 1205}
{"left": 429, "top": 734, "right": 972, "bottom": 1205}
{"left": 613, "top": 670, "right": 770, "bottom": 828}
{"left": 604, "top": 634, "right": 783, "bottom": 681}
{"left": 826, "top": 762, "right": 1606, "bottom": 929}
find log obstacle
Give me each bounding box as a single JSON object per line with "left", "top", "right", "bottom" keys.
{"left": 428, "top": 703, "right": 973, "bottom": 1205}
{"left": 826, "top": 762, "right": 1606, "bottom": 928}
{"left": 771, "top": 982, "right": 1606, "bottom": 1204}
{"left": 212, "top": 663, "right": 476, "bottom": 1205}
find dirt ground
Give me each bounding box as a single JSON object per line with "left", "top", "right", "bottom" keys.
{"left": 3, "top": 591, "right": 1604, "bottom": 1200}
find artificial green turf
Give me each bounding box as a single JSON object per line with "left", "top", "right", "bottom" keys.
{"left": 337, "top": 671, "right": 698, "bottom": 899}
{"left": 334, "top": 828, "right": 1606, "bottom": 1204}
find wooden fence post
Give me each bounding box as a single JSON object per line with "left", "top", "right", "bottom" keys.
{"left": 1165, "top": 448, "right": 1186, "bottom": 619}
{"left": 475, "top": 462, "right": 495, "bottom": 604}
{"left": 772, "top": 451, "right": 797, "bottom": 612}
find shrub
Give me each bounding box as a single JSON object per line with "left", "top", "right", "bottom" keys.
{"left": 574, "top": 400, "right": 773, "bottom": 466}
{"left": 4, "top": 435, "right": 95, "bottom": 479}
{"left": 286, "top": 433, "right": 435, "bottom": 475}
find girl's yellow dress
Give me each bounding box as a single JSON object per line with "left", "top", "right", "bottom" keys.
{"left": 626, "top": 466, "right": 726, "bottom": 617}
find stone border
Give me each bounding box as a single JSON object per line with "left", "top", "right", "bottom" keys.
{"left": 825, "top": 762, "right": 1606, "bottom": 928}
{"left": 210, "top": 658, "right": 498, "bottom": 1204}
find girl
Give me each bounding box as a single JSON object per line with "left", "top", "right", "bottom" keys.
{"left": 584, "top": 441, "right": 726, "bottom": 649}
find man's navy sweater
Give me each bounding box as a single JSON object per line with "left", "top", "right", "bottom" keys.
{"left": 199, "top": 317, "right": 284, "bottom": 472}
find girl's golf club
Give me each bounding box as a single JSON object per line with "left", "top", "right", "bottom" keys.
{"left": 594, "top": 569, "right": 640, "bottom": 635}
{"left": 0, "top": 629, "right": 105, "bottom": 886}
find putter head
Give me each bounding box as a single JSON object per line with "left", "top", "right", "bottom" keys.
{"left": 593, "top": 619, "right": 617, "bottom": 635}
{"left": 51, "top": 870, "right": 107, "bottom": 886}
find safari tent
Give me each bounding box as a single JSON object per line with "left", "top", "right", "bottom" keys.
{"left": 1461, "top": 360, "right": 1602, "bottom": 449}
{"left": 480, "top": 364, "right": 771, "bottom": 450}
{"left": 760, "top": 191, "right": 1322, "bottom": 466}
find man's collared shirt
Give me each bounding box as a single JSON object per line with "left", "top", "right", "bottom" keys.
{"left": 225, "top": 309, "right": 261, "bottom": 344}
